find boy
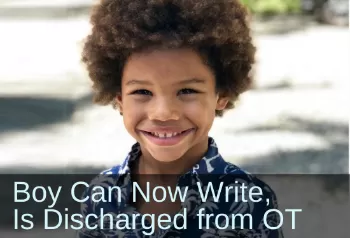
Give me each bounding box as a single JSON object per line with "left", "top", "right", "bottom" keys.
{"left": 77, "top": 0, "right": 284, "bottom": 237}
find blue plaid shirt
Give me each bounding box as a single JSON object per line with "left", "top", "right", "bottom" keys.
{"left": 77, "top": 137, "right": 284, "bottom": 238}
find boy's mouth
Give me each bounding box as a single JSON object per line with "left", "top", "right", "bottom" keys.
{"left": 141, "top": 128, "right": 194, "bottom": 139}
{"left": 139, "top": 128, "right": 195, "bottom": 146}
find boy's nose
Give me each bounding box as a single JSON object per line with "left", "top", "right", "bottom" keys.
{"left": 148, "top": 97, "right": 180, "bottom": 121}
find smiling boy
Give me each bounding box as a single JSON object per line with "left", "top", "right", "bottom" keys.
{"left": 119, "top": 48, "right": 227, "bottom": 171}
{"left": 77, "top": 0, "right": 284, "bottom": 237}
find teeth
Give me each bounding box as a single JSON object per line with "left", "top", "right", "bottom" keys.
{"left": 151, "top": 132, "right": 179, "bottom": 138}
{"left": 166, "top": 133, "right": 174, "bottom": 138}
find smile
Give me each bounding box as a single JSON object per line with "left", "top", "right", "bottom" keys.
{"left": 139, "top": 128, "right": 195, "bottom": 146}
{"left": 145, "top": 130, "right": 189, "bottom": 138}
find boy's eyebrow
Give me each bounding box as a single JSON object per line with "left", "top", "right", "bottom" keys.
{"left": 125, "top": 78, "right": 206, "bottom": 86}
{"left": 177, "top": 78, "right": 206, "bottom": 85}
{"left": 125, "top": 79, "right": 152, "bottom": 86}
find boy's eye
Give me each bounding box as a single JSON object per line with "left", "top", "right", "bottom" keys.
{"left": 130, "top": 89, "right": 152, "bottom": 96}
{"left": 178, "top": 88, "right": 199, "bottom": 95}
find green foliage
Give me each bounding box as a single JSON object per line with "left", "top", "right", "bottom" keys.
{"left": 240, "top": 0, "right": 301, "bottom": 15}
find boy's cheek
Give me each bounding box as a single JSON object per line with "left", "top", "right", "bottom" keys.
{"left": 122, "top": 105, "right": 144, "bottom": 118}
{"left": 185, "top": 99, "right": 217, "bottom": 116}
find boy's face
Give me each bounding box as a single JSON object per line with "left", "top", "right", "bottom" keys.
{"left": 117, "top": 48, "right": 228, "bottom": 163}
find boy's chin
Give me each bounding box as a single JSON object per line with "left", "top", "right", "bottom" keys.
{"left": 147, "top": 147, "right": 188, "bottom": 163}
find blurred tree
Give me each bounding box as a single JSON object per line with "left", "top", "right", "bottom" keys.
{"left": 241, "top": 0, "right": 301, "bottom": 15}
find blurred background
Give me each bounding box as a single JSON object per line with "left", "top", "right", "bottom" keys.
{"left": 0, "top": 0, "right": 349, "bottom": 174}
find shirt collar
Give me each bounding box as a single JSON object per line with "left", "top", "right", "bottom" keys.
{"left": 117, "top": 136, "right": 227, "bottom": 178}
{"left": 110, "top": 137, "right": 231, "bottom": 213}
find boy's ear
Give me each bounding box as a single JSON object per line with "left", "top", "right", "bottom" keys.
{"left": 216, "top": 97, "right": 229, "bottom": 111}
{"left": 115, "top": 94, "right": 123, "bottom": 114}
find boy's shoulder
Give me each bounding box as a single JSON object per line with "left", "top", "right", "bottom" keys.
{"left": 100, "top": 165, "right": 123, "bottom": 175}
{"left": 226, "top": 162, "right": 277, "bottom": 195}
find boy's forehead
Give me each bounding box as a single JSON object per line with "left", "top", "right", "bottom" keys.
{"left": 122, "top": 48, "right": 215, "bottom": 84}
{"left": 124, "top": 48, "right": 202, "bottom": 68}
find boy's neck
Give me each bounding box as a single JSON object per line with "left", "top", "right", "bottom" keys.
{"left": 136, "top": 138, "right": 209, "bottom": 175}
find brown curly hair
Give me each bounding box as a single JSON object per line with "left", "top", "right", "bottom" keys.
{"left": 82, "top": 0, "right": 255, "bottom": 116}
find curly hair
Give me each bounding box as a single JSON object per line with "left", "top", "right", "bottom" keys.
{"left": 82, "top": 0, "right": 255, "bottom": 116}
